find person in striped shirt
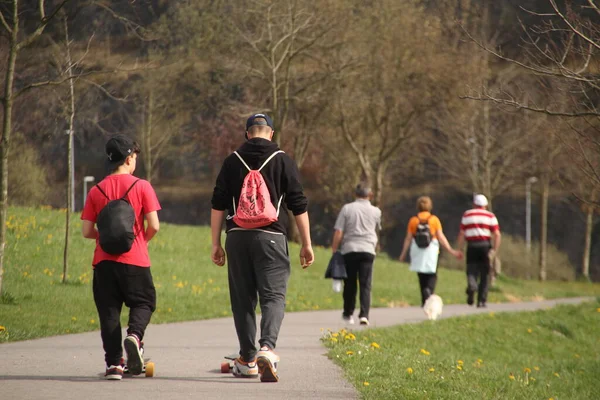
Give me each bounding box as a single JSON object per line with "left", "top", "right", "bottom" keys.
{"left": 456, "top": 194, "right": 502, "bottom": 308}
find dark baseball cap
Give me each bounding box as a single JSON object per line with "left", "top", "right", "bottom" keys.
{"left": 105, "top": 134, "right": 138, "bottom": 164}
{"left": 246, "top": 113, "right": 274, "bottom": 131}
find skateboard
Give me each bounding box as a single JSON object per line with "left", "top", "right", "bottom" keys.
{"left": 124, "top": 357, "right": 155, "bottom": 377}
{"left": 221, "top": 353, "right": 279, "bottom": 382}
{"left": 220, "top": 354, "right": 238, "bottom": 373}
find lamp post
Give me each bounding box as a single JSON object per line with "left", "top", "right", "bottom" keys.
{"left": 83, "top": 176, "right": 95, "bottom": 209}
{"left": 526, "top": 176, "right": 538, "bottom": 251}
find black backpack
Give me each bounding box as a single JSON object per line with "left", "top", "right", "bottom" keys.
{"left": 414, "top": 215, "right": 432, "bottom": 248}
{"left": 95, "top": 180, "right": 140, "bottom": 255}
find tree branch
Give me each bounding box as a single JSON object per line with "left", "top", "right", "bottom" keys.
{"left": 461, "top": 93, "right": 600, "bottom": 117}
{"left": 17, "top": 0, "right": 70, "bottom": 51}
{"left": 0, "top": 9, "right": 12, "bottom": 34}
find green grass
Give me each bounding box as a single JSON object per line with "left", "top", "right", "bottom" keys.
{"left": 321, "top": 301, "right": 600, "bottom": 400}
{"left": 1, "top": 206, "right": 600, "bottom": 343}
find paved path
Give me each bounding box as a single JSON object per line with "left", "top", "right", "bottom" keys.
{"left": 0, "top": 297, "right": 592, "bottom": 400}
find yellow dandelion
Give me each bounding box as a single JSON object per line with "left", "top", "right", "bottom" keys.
{"left": 429, "top": 368, "right": 435, "bottom": 372}
{"left": 168, "top": 308, "right": 173, "bottom": 312}
{"left": 596, "top": 308, "right": 600, "bottom": 313}
{"left": 0, "top": 325, "right": 6, "bottom": 331}
{"left": 370, "top": 342, "right": 380, "bottom": 349}
{"left": 331, "top": 337, "right": 338, "bottom": 343}
{"left": 332, "top": 333, "right": 339, "bottom": 338}
{"left": 457, "top": 365, "right": 463, "bottom": 370}
{"left": 406, "top": 367, "right": 413, "bottom": 374}
{"left": 420, "top": 348, "right": 430, "bottom": 355}
{"left": 363, "top": 381, "right": 370, "bottom": 386}
{"left": 346, "top": 351, "right": 354, "bottom": 355}
{"left": 477, "top": 359, "right": 483, "bottom": 363}
{"left": 534, "top": 366, "right": 540, "bottom": 371}
{"left": 553, "top": 372, "right": 560, "bottom": 378}
{"left": 71, "top": 317, "right": 77, "bottom": 321}
{"left": 175, "top": 281, "right": 184, "bottom": 288}
{"left": 509, "top": 373, "right": 515, "bottom": 380}
{"left": 524, "top": 367, "right": 531, "bottom": 373}
{"left": 457, "top": 360, "right": 464, "bottom": 365}
{"left": 527, "top": 328, "right": 533, "bottom": 333}
{"left": 90, "top": 319, "right": 95, "bottom": 324}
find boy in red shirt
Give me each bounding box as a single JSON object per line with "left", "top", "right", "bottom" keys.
{"left": 81, "top": 135, "right": 161, "bottom": 380}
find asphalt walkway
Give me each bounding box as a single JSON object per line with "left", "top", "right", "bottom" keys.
{"left": 0, "top": 297, "right": 591, "bottom": 400}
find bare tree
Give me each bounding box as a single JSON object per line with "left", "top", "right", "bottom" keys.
{"left": 0, "top": 0, "right": 70, "bottom": 296}
{"left": 62, "top": 13, "right": 76, "bottom": 284}
{"left": 229, "top": 0, "right": 339, "bottom": 146}
{"left": 461, "top": 0, "right": 600, "bottom": 202}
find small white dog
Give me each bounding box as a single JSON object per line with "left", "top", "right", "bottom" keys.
{"left": 423, "top": 294, "right": 443, "bottom": 321}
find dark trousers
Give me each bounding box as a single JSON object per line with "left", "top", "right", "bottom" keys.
{"left": 466, "top": 242, "right": 492, "bottom": 304}
{"left": 417, "top": 273, "right": 437, "bottom": 307}
{"left": 225, "top": 231, "right": 291, "bottom": 362}
{"left": 93, "top": 261, "right": 156, "bottom": 367}
{"left": 342, "top": 252, "right": 375, "bottom": 319}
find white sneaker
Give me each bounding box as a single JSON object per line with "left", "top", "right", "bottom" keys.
{"left": 256, "top": 346, "right": 280, "bottom": 383}
{"left": 342, "top": 315, "right": 355, "bottom": 325}
{"left": 232, "top": 357, "right": 259, "bottom": 378}
{"left": 359, "top": 317, "right": 370, "bottom": 326}
{"left": 105, "top": 364, "right": 124, "bottom": 380}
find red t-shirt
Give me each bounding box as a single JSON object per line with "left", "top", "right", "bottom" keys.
{"left": 81, "top": 174, "right": 161, "bottom": 267}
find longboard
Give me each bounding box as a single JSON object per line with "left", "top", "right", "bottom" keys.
{"left": 124, "top": 357, "right": 155, "bottom": 377}
{"left": 220, "top": 354, "right": 238, "bottom": 373}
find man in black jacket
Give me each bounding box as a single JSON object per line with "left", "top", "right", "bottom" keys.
{"left": 210, "top": 113, "right": 314, "bottom": 383}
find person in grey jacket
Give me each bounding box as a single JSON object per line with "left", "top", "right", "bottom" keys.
{"left": 331, "top": 184, "right": 382, "bottom": 325}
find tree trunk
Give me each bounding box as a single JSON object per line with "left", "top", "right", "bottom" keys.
{"left": 538, "top": 174, "right": 549, "bottom": 281}
{"left": 63, "top": 15, "right": 75, "bottom": 284}
{"left": 0, "top": 1, "right": 19, "bottom": 297}
{"left": 582, "top": 205, "right": 593, "bottom": 280}
{"left": 142, "top": 90, "right": 154, "bottom": 183}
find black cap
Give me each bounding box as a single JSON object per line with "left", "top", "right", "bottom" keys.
{"left": 105, "top": 134, "right": 136, "bottom": 165}
{"left": 246, "top": 113, "right": 274, "bottom": 131}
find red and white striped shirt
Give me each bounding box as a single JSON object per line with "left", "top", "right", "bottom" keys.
{"left": 460, "top": 208, "right": 500, "bottom": 242}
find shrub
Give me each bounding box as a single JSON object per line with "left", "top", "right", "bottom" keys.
{"left": 8, "top": 137, "right": 50, "bottom": 206}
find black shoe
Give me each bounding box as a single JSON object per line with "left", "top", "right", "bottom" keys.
{"left": 466, "top": 291, "right": 474, "bottom": 306}
{"left": 477, "top": 302, "right": 487, "bottom": 308}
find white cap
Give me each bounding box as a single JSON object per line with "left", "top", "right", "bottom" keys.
{"left": 473, "top": 194, "right": 488, "bottom": 207}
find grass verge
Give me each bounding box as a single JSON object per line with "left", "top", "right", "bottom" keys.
{"left": 321, "top": 301, "right": 600, "bottom": 400}
{"left": 1, "top": 206, "right": 599, "bottom": 343}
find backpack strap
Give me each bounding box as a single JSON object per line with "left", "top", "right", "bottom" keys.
{"left": 233, "top": 150, "right": 284, "bottom": 172}
{"left": 418, "top": 214, "right": 432, "bottom": 224}
{"left": 95, "top": 184, "right": 110, "bottom": 200}
{"left": 121, "top": 179, "right": 141, "bottom": 200}
{"left": 233, "top": 151, "right": 252, "bottom": 171}
{"left": 258, "top": 150, "right": 284, "bottom": 172}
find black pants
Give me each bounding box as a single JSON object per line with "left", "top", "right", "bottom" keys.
{"left": 342, "top": 252, "right": 375, "bottom": 320}
{"left": 417, "top": 273, "right": 437, "bottom": 307}
{"left": 93, "top": 261, "right": 156, "bottom": 367}
{"left": 225, "top": 231, "right": 291, "bottom": 362}
{"left": 466, "top": 242, "right": 492, "bottom": 304}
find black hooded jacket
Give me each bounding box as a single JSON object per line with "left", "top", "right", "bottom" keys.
{"left": 211, "top": 138, "right": 308, "bottom": 235}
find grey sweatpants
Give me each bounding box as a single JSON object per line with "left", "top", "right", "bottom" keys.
{"left": 225, "top": 230, "right": 291, "bottom": 361}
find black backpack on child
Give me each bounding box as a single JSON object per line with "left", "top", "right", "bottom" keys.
{"left": 95, "top": 180, "right": 140, "bottom": 255}
{"left": 414, "top": 215, "right": 432, "bottom": 248}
